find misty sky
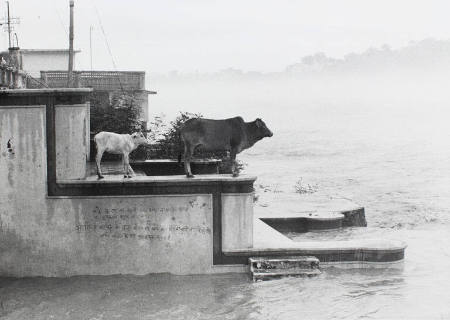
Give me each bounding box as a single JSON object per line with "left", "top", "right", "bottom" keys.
{"left": 2, "top": 0, "right": 450, "bottom": 73}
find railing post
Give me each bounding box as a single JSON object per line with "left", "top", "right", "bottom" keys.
{"left": 74, "top": 71, "right": 81, "bottom": 88}
{"left": 139, "top": 72, "right": 145, "bottom": 90}
{"left": 40, "top": 71, "right": 48, "bottom": 87}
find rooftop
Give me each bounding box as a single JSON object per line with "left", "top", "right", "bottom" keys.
{"left": 20, "top": 49, "right": 81, "bottom": 54}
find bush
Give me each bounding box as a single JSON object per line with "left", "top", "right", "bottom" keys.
{"left": 90, "top": 91, "right": 144, "bottom": 135}
{"left": 294, "top": 178, "right": 318, "bottom": 194}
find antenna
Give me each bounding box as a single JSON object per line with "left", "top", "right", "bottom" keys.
{"left": 89, "top": 25, "right": 93, "bottom": 73}
{"left": 0, "top": 1, "right": 20, "bottom": 48}
{"left": 67, "top": 0, "right": 74, "bottom": 87}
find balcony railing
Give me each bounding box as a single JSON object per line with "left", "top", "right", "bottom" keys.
{"left": 40, "top": 70, "right": 146, "bottom": 91}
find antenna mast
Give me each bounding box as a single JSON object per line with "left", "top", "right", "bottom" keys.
{"left": 67, "top": 0, "right": 74, "bottom": 87}
{"left": 89, "top": 26, "right": 93, "bottom": 73}
{"left": 7, "top": 1, "right": 11, "bottom": 48}
{"left": 0, "top": 1, "right": 20, "bottom": 49}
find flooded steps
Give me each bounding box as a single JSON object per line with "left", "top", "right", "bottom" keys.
{"left": 249, "top": 256, "right": 321, "bottom": 281}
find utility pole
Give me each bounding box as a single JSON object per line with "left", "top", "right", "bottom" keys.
{"left": 67, "top": 0, "right": 74, "bottom": 87}
{"left": 7, "top": 1, "right": 11, "bottom": 48}
{"left": 89, "top": 26, "right": 93, "bottom": 74}
{"left": 0, "top": 1, "right": 20, "bottom": 49}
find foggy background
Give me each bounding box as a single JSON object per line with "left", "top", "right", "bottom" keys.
{"left": 2, "top": 0, "right": 450, "bottom": 131}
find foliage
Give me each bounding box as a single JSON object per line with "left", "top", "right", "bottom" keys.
{"left": 146, "top": 114, "right": 167, "bottom": 142}
{"left": 160, "top": 111, "right": 203, "bottom": 158}
{"left": 90, "top": 91, "right": 144, "bottom": 135}
{"left": 294, "top": 178, "right": 318, "bottom": 194}
{"left": 137, "top": 111, "right": 203, "bottom": 160}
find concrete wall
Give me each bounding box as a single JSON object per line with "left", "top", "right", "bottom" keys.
{"left": 55, "top": 104, "right": 90, "bottom": 180}
{"left": 21, "top": 50, "right": 78, "bottom": 78}
{"left": 221, "top": 193, "right": 254, "bottom": 251}
{"left": 0, "top": 101, "right": 247, "bottom": 277}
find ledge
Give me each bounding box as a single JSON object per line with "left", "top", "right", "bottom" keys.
{"left": 53, "top": 174, "right": 257, "bottom": 197}
{"left": 60, "top": 174, "right": 256, "bottom": 184}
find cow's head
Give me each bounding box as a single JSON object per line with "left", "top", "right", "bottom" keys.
{"left": 255, "top": 118, "right": 273, "bottom": 138}
{"left": 131, "top": 131, "right": 151, "bottom": 145}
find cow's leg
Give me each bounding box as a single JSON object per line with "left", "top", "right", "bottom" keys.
{"left": 127, "top": 162, "right": 135, "bottom": 177}
{"left": 96, "top": 148, "right": 105, "bottom": 179}
{"left": 123, "top": 153, "right": 132, "bottom": 178}
{"left": 184, "top": 143, "right": 195, "bottom": 178}
{"left": 230, "top": 148, "right": 239, "bottom": 177}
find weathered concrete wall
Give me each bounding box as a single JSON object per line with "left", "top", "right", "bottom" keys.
{"left": 221, "top": 193, "right": 254, "bottom": 251}
{"left": 0, "top": 103, "right": 245, "bottom": 277}
{"left": 55, "top": 104, "right": 89, "bottom": 180}
{"left": 0, "top": 105, "right": 47, "bottom": 203}
{"left": 0, "top": 193, "right": 214, "bottom": 277}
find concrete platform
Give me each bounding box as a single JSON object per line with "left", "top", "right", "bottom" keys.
{"left": 255, "top": 193, "right": 367, "bottom": 232}
{"left": 242, "top": 193, "right": 406, "bottom": 266}
{"left": 223, "top": 218, "right": 406, "bottom": 267}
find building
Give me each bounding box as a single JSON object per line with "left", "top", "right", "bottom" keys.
{"left": 40, "top": 70, "right": 157, "bottom": 128}
{"left": 1, "top": 47, "right": 156, "bottom": 128}
{"left": 0, "top": 48, "right": 80, "bottom": 88}
{"left": 19, "top": 49, "right": 80, "bottom": 77}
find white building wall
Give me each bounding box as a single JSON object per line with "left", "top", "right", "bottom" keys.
{"left": 21, "top": 50, "right": 78, "bottom": 77}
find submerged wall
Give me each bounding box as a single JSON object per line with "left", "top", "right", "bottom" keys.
{"left": 0, "top": 89, "right": 254, "bottom": 277}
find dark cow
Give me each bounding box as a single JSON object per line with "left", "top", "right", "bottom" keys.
{"left": 180, "top": 117, "right": 273, "bottom": 177}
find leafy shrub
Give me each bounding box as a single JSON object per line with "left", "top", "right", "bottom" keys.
{"left": 294, "top": 178, "right": 318, "bottom": 194}
{"left": 90, "top": 91, "right": 144, "bottom": 135}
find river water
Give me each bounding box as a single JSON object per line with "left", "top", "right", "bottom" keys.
{"left": 1, "top": 100, "right": 450, "bottom": 319}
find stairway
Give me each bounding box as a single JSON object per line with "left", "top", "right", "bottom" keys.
{"left": 249, "top": 256, "right": 321, "bottom": 281}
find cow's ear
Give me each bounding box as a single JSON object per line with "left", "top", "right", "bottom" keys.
{"left": 255, "top": 119, "right": 262, "bottom": 127}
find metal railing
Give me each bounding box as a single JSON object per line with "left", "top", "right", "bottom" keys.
{"left": 40, "top": 70, "right": 146, "bottom": 91}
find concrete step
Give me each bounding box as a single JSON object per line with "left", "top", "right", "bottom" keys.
{"left": 249, "top": 256, "right": 321, "bottom": 281}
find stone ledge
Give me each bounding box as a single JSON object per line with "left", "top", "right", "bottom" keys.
{"left": 222, "top": 218, "right": 406, "bottom": 264}
{"left": 256, "top": 193, "right": 367, "bottom": 231}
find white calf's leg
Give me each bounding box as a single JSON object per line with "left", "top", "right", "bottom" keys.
{"left": 128, "top": 163, "right": 135, "bottom": 176}
{"left": 96, "top": 148, "right": 105, "bottom": 179}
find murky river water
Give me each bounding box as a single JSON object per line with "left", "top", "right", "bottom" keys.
{"left": 1, "top": 104, "right": 450, "bottom": 319}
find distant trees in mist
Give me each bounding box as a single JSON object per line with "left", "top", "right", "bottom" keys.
{"left": 285, "top": 38, "right": 450, "bottom": 75}
{"left": 152, "top": 38, "right": 450, "bottom": 80}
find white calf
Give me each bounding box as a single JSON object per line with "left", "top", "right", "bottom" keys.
{"left": 94, "top": 131, "right": 149, "bottom": 179}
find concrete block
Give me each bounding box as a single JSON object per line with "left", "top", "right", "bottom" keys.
{"left": 222, "top": 193, "right": 254, "bottom": 251}
{"left": 55, "top": 104, "right": 89, "bottom": 180}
